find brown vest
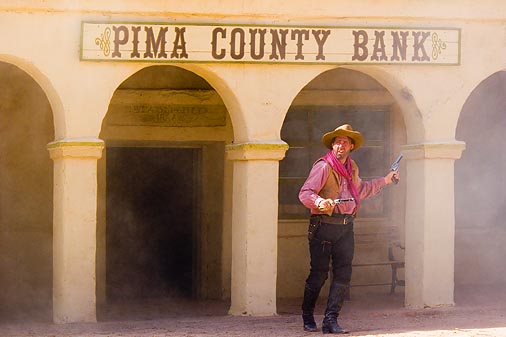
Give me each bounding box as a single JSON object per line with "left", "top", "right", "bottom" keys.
{"left": 316, "top": 158, "right": 359, "bottom": 216}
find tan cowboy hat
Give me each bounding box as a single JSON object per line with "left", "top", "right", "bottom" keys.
{"left": 321, "top": 124, "right": 364, "bottom": 150}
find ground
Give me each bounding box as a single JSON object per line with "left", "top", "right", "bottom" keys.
{"left": 1, "top": 286, "right": 506, "bottom": 337}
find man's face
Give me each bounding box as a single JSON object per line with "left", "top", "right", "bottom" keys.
{"left": 332, "top": 136, "right": 354, "bottom": 161}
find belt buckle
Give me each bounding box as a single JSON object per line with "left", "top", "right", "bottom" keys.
{"left": 343, "top": 215, "right": 352, "bottom": 225}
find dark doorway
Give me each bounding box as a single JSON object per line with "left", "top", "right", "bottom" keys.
{"left": 106, "top": 147, "right": 198, "bottom": 301}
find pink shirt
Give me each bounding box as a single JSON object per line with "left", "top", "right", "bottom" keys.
{"left": 299, "top": 160, "right": 386, "bottom": 215}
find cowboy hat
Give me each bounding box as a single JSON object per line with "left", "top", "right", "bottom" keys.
{"left": 321, "top": 124, "right": 364, "bottom": 150}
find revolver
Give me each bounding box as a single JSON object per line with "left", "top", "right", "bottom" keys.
{"left": 333, "top": 197, "right": 355, "bottom": 205}
{"left": 390, "top": 154, "right": 403, "bottom": 185}
{"left": 318, "top": 198, "right": 355, "bottom": 211}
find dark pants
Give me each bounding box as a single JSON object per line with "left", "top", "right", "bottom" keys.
{"left": 305, "top": 221, "right": 355, "bottom": 291}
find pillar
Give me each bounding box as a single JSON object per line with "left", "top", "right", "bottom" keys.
{"left": 403, "top": 141, "right": 465, "bottom": 308}
{"left": 47, "top": 138, "right": 104, "bottom": 323}
{"left": 225, "top": 141, "right": 288, "bottom": 316}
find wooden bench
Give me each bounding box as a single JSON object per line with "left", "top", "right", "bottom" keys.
{"left": 348, "top": 243, "right": 405, "bottom": 297}
{"left": 387, "top": 242, "right": 405, "bottom": 294}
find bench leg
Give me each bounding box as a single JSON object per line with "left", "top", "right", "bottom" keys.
{"left": 390, "top": 266, "right": 397, "bottom": 294}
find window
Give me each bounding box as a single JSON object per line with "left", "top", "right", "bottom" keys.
{"left": 279, "top": 105, "right": 391, "bottom": 219}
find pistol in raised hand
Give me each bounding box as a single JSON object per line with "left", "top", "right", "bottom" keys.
{"left": 390, "top": 154, "right": 403, "bottom": 185}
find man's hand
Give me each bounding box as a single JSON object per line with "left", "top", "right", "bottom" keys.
{"left": 317, "top": 198, "right": 335, "bottom": 212}
{"left": 384, "top": 170, "right": 400, "bottom": 185}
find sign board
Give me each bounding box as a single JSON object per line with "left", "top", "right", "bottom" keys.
{"left": 82, "top": 22, "right": 460, "bottom": 65}
{"left": 106, "top": 89, "right": 227, "bottom": 127}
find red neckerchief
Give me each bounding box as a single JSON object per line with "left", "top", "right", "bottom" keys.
{"left": 322, "top": 150, "right": 360, "bottom": 210}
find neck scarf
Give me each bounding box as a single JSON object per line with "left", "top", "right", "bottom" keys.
{"left": 322, "top": 150, "right": 360, "bottom": 209}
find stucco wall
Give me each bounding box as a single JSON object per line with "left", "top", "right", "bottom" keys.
{"left": 0, "top": 0, "right": 506, "bottom": 320}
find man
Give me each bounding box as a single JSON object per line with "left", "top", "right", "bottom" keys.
{"left": 298, "top": 124, "right": 399, "bottom": 334}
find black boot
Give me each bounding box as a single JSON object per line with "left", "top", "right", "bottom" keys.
{"left": 322, "top": 282, "right": 349, "bottom": 334}
{"left": 302, "top": 286, "right": 321, "bottom": 332}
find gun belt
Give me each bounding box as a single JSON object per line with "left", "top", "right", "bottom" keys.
{"left": 311, "top": 214, "right": 354, "bottom": 225}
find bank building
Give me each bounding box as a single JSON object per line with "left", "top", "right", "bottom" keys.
{"left": 0, "top": 1, "right": 505, "bottom": 324}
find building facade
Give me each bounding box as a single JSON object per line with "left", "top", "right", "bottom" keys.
{"left": 1, "top": 0, "right": 505, "bottom": 323}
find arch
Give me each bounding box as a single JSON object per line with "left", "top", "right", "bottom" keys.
{"left": 99, "top": 64, "right": 234, "bottom": 143}
{"left": 278, "top": 66, "right": 408, "bottom": 299}
{"left": 0, "top": 60, "right": 55, "bottom": 320}
{"left": 341, "top": 65, "right": 425, "bottom": 144}
{"left": 97, "top": 64, "right": 234, "bottom": 307}
{"left": 269, "top": 64, "right": 424, "bottom": 144}
{"left": 0, "top": 54, "right": 65, "bottom": 140}
{"left": 455, "top": 70, "right": 506, "bottom": 291}
{"left": 177, "top": 64, "right": 243, "bottom": 141}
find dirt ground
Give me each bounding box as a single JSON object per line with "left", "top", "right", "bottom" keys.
{"left": 1, "top": 286, "right": 506, "bottom": 337}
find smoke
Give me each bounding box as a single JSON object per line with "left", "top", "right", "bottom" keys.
{"left": 1, "top": 59, "right": 505, "bottom": 324}
{"left": 454, "top": 71, "right": 506, "bottom": 294}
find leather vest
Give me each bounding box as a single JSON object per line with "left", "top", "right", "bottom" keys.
{"left": 316, "top": 158, "right": 359, "bottom": 216}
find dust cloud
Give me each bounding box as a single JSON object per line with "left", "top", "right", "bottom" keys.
{"left": 454, "top": 71, "right": 506, "bottom": 292}
{"left": 1, "top": 61, "right": 506, "bottom": 326}
{"left": 0, "top": 62, "right": 54, "bottom": 321}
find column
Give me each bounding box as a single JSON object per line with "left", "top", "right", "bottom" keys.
{"left": 402, "top": 141, "right": 465, "bottom": 308}
{"left": 226, "top": 141, "right": 288, "bottom": 316}
{"left": 47, "top": 138, "right": 104, "bottom": 323}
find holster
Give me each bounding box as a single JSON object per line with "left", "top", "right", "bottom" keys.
{"left": 308, "top": 215, "right": 321, "bottom": 241}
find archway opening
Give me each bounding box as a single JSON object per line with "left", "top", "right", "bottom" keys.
{"left": 278, "top": 68, "right": 406, "bottom": 305}
{"left": 0, "top": 61, "right": 54, "bottom": 321}
{"left": 455, "top": 71, "right": 506, "bottom": 304}
{"left": 97, "top": 65, "right": 233, "bottom": 318}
